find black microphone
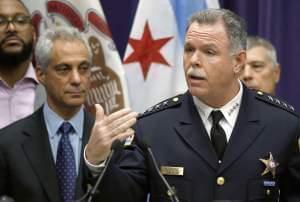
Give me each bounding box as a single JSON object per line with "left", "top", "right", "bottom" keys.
{"left": 76, "top": 139, "right": 123, "bottom": 202}
{"left": 143, "top": 143, "right": 180, "bottom": 202}
{"left": 88, "top": 139, "right": 122, "bottom": 201}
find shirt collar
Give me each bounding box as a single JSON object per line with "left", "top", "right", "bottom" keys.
{"left": 43, "top": 102, "right": 84, "bottom": 139}
{"left": 193, "top": 80, "right": 243, "bottom": 127}
{"left": 24, "top": 64, "right": 39, "bottom": 84}
{"left": 0, "top": 63, "right": 39, "bottom": 84}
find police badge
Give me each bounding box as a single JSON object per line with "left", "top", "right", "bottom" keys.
{"left": 259, "top": 152, "right": 279, "bottom": 179}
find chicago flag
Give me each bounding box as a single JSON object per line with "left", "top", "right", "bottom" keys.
{"left": 123, "top": 0, "right": 219, "bottom": 112}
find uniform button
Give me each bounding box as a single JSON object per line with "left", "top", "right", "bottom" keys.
{"left": 216, "top": 177, "right": 225, "bottom": 185}
{"left": 266, "top": 189, "right": 271, "bottom": 195}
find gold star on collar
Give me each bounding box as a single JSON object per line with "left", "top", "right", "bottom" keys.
{"left": 259, "top": 152, "right": 279, "bottom": 178}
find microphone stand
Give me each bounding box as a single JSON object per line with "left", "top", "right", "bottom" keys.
{"left": 147, "top": 147, "right": 180, "bottom": 202}
{"left": 76, "top": 140, "right": 122, "bottom": 202}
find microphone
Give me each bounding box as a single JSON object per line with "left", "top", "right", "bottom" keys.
{"left": 0, "top": 196, "right": 14, "bottom": 202}
{"left": 88, "top": 139, "right": 122, "bottom": 201}
{"left": 142, "top": 142, "right": 180, "bottom": 202}
{"left": 76, "top": 139, "right": 123, "bottom": 202}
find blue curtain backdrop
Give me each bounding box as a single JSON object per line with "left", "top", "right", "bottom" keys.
{"left": 101, "top": 0, "right": 300, "bottom": 111}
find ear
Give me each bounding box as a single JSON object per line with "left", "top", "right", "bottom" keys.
{"left": 33, "top": 31, "right": 37, "bottom": 44}
{"left": 274, "top": 64, "right": 281, "bottom": 83}
{"left": 233, "top": 50, "right": 246, "bottom": 74}
{"left": 35, "top": 65, "right": 45, "bottom": 85}
{"left": 30, "top": 24, "right": 37, "bottom": 44}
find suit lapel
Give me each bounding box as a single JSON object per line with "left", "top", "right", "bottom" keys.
{"left": 218, "top": 87, "right": 265, "bottom": 174}
{"left": 75, "top": 111, "right": 94, "bottom": 198}
{"left": 174, "top": 93, "right": 219, "bottom": 170}
{"left": 21, "top": 108, "right": 61, "bottom": 202}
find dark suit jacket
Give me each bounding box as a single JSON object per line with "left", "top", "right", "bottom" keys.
{"left": 0, "top": 107, "right": 94, "bottom": 202}
{"left": 98, "top": 87, "right": 300, "bottom": 202}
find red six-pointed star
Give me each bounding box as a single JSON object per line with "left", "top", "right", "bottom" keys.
{"left": 123, "top": 21, "right": 173, "bottom": 80}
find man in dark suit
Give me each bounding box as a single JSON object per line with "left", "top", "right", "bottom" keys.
{"left": 0, "top": 26, "right": 137, "bottom": 202}
{"left": 85, "top": 9, "right": 300, "bottom": 201}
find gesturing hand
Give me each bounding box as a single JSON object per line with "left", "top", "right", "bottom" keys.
{"left": 86, "top": 104, "right": 138, "bottom": 164}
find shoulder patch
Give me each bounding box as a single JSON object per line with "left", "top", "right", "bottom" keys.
{"left": 255, "top": 91, "right": 298, "bottom": 116}
{"left": 138, "top": 95, "right": 183, "bottom": 119}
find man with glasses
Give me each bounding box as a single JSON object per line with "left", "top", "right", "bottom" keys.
{"left": 0, "top": 0, "right": 44, "bottom": 129}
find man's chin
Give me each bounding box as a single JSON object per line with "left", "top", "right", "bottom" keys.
{"left": 2, "top": 50, "right": 23, "bottom": 57}
{"left": 188, "top": 87, "right": 207, "bottom": 98}
{"left": 65, "top": 98, "right": 85, "bottom": 108}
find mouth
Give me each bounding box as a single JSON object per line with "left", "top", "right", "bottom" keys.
{"left": 67, "top": 90, "right": 84, "bottom": 96}
{"left": 2, "top": 36, "right": 22, "bottom": 46}
{"left": 189, "top": 75, "right": 205, "bottom": 80}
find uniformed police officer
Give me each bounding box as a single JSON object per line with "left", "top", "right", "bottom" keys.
{"left": 85, "top": 8, "right": 300, "bottom": 202}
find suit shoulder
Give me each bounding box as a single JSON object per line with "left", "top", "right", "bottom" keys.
{"left": 138, "top": 94, "right": 183, "bottom": 119}
{"left": 0, "top": 110, "right": 40, "bottom": 140}
{"left": 255, "top": 91, "right": 298, "bottom": 117}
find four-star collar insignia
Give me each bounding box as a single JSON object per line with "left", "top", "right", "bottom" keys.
{"left": 139, "top": 95, "right": 182, "bottom": 118}
{"left": 255, "top": 91, "right": 297, "bottom": 116}
{"left": 259, "top": 152, "right": 279, "bottom": 178}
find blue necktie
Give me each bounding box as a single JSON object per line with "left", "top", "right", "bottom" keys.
{"left": 56, "top": 122, "right": 76, "bottom": 202}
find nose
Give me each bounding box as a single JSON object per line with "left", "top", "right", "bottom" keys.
{"left": 6, "top": 21, "right": 17, "bottom": 32}
{"left": 70, "top": 69, "right": 81, "bottom": 85}
{"left": 190, "top": 51, "right": 202, "bottom": 67}
{"left": 241, "top": 65, "right": 253, "bottom": 81}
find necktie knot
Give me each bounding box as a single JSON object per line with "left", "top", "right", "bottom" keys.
{"left": 211, "top": 110, "right": 223, "bottom": 125}
{"left": 58, "top": 122, "right": 74, "bottom": 135}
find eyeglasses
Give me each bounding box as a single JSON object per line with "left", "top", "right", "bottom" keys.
{"left": 0, "top": 15, "right": 32, "bottom": 30}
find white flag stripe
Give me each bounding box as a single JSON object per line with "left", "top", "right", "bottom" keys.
{"left": 206, "top": 0, "right": 220, "bottom": 8}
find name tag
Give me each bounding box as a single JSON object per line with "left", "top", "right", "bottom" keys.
{"left": 263, "top": 180, "right": 276, "bottom": 187}
{"left": 160, "top": 166, "right": 184, "bottom": 176}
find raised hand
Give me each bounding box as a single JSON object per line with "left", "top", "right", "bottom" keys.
{"left": 85, "top": 104, "right": 138, "bottom": 164}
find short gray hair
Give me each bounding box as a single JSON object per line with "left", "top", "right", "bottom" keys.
{"left": 35, "top": 26, "right": 92, "bottom": 70}
{"left": 187, "top": 8, "right": 247, "bottom": 54}
{"left": 247, "top": 36, "right": 278, "bottom": 66}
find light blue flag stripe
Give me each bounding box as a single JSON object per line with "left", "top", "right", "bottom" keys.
{"left": 169, "top": 0, "right": 208, "bottom": 43}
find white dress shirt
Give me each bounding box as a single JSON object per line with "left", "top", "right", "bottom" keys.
{"left": 193, "top": 81, "right": 243, "bottom": 141}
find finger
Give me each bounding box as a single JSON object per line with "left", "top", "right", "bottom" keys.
{"left": 104, "top": 108, "right": 134, "bottom": 124}
{"left": 106, "top": 111, "right": 138, "bottom": 131}
{"left": 113, "top": 128, "right": 135, "bottom": 143}
{"left": 109, "top": 117, "right": 137, "bottom": 138}
{"left": 95, "top": 104, "right": 105, "bottom": 122}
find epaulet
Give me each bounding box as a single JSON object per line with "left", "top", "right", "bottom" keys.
{"left": 255, "top": 91, "right": 298, "bottom": 116}
{"left": 138, "top": 95, "right": 183, "bottom": 119}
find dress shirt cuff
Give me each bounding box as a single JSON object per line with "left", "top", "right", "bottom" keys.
{"left": 84, "top": 145, "right": 106, "bottom": 174}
